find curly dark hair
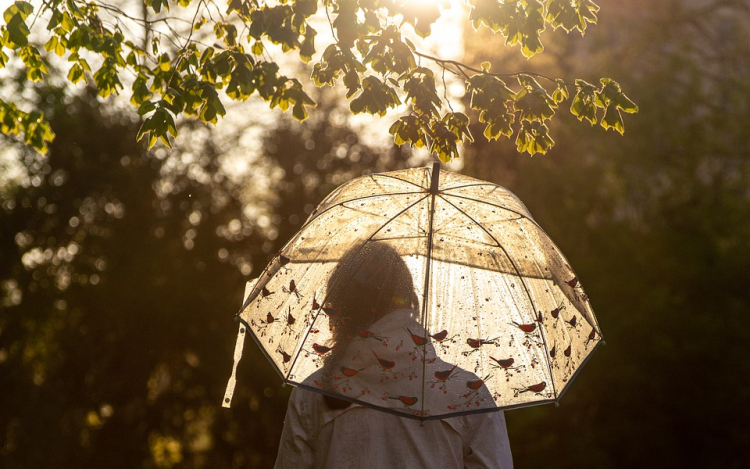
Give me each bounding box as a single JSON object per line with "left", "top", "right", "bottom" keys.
{"left": 321, "top": 241, "right": 420, "bottom": 409}
{"left": 324, "top": 241, "right": 420, "bottom": 341}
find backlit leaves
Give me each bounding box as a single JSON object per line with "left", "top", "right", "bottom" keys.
{"left": 545, "top": 0, "right": 599, "bottom": 34}
{"left": 515, "top": 74, "right": 556, "bottom": 122}
{"left": 596, "top": 78, "right": 638, "bottom": 134}
{"left": 516, "top": 120, "right": 553, "bottom": 155}
{"left": 467, "top": 73, "right": 515, "bottom": 141}
{"left": 350, "top": 76, "right": 400, "bottom": 116}
{"left": 0, "top": 0, "right": 633, "bottom": 157}
{"left": 470, "top": 0, "right": 546, "bottom": 58}
{"left": 0, "top": 98, "right": 55, "bottom": 153}
{"left": 570, "top": 78, "right": 637, "bottom": 134}
{"left": 2, "top": 1, "right": 33, "bottom": 48}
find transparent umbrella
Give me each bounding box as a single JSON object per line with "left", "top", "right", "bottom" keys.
{"left": 223, "top": 163, "right": 602, "bottom": 420}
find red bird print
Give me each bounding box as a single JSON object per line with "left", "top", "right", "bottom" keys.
{"left": 278, "top": 350, "right": 292, "bottom": 363}
{"left": 519, "top": 382, "right": 547, "bottom": 394}
{"left": 466, "top": 379, "right": 485, "bottom": 390}
{"left": 551, "top": 304, "right": 565, "bottom": 319}
{"left": 340, "top": 366, "right": 363, "bottom": 377}
{"left": 434, "top": 365, "right": 458, "bottom": 381}
{"left": 490, "top": 356, "right": 515, "bottom": 369}
{"left": 312, "top": 343, "right": 336, "bottom": 355}
{"left": 407, "top": 328, "right": 427, "bottom": 346}
{"left": 284, "top": 280, "right": 301, "bottom": 298}
{"left": 567, "top": 277, "right": 579, "bottom": 288}
{"left": 514, "top": 322, "right": 536, "bottom": 333}
{"left": 261, "top": 286, "right": 274, "bottom": 298}
{"left": 279, "top": 253, "right": 291, "bottom": 266}
{"left": 266, "top": 312, "right": 275, "bottom": 324}
{"left": 564, "top": 345, "right": 572, "bottom": 357}
{"left": 389, "top": 396, "right": 418, "bottom": 406}
{"left": 466, "top": 338, "right": 495, "bottom": 348}
{"left": 585, "top": 328, "right": 597, "bottom": 346}
{"left": 286, "top": 310, "right": 296, "bottom": 325}
{"left": 312, "top": 296, "right": 321, "bottom": 310}
{"left": 358, "top": 329, "right": 384, "bottom": 341}
{"left": 565, "top": 316, "right": 578, "bottom": 328}
{"left": 430, "top": 330, "right": 448, "bottom": 341}
{"left": 373, "top": 351, "right": 396, "bottom": 370}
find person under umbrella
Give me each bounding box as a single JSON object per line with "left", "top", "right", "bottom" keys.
{"left": 273, "top": 242, "right": 513, "bottom": 468}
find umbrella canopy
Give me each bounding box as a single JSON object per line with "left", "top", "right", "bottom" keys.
{"left": 223, "top": 164, "right": 602, "bottom": 420}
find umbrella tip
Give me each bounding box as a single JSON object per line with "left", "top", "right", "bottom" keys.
{"left": 555, "top": 402, "right": 560, "bottom": 408}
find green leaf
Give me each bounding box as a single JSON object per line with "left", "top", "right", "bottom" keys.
{"left": 444, "top": 112, "right": 473, "bottom": 143}
{"left": 67, "top": 62, "right": 84, "bottom": 83}
{"left": 389, "top": 115, "right": 427, "bottom": 148}
{"left": 467, "top": 73, "right": 516, "bottom": 141}
{"left": 515, "top": 74, "right": 557, "bottom": 122}
{"left": 403, "top": 67, "right": 440, "bottom": 117}
{"left": 144, "top": 0, "right": 170, "bottom": 14}
{"left": 350, "top": 76, "right": 400, "bottom": 116}
{"left": 47, "top": 10, "right": 62, "bottom": 30}
{"left": 430, "top": 120, "right": 460, "bottom": 162}
{"left": 515, "top": 120, "right": 554, "bottom": 155}
{"left": 137, "top": 106, "right": 176, "bottom": 149}
{"left": 5, "top": 11, "right": 30, "bottom": 47}
{"left": 3, "top": 1, "right": 33, "bottom": 23}
{"left": 596, "top": 78, "right": 638, "bottom": 114}
{"left": 545, "top": 0, "right": 599, "bottom": 34}
{"left": 552, "top": 78, "right": 569, "bottom": 104}
{"left": 137, "top": 100, "right": 157, "bottom": 116}
{"left": 601, "top": 102, "right": 624, "bottom": 134}
{"left": 131, "top": 75, "right": 152, "bottom": 106}
{"left": 570, "top": 79, "right": 597, "bottom": 125}
{"left": 0, "top": 98, "right": 55, "bottom": 153}
{"left": 158, "top": 53, "right": 171, "bottom": 72}
{"left": 60, "top": 11, "right": 75, "bottom": 33}
{"left": 93, "top": 59, "right": 123, "bottom": 98}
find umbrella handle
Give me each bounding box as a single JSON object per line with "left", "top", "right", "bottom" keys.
{"left": 222, "top": 321, "right": 247, "bottom": 408}
{"left": 223, "top": 279, "right": 258, "bottom": 408}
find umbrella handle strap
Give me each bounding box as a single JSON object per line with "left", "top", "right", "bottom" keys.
{"left": 223, "top": 279, "right": 259, "bottom": 407}
{"left": 222, "top": 318, "right": 248, "bottom": 408}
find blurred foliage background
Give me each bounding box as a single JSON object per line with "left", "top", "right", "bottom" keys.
{"left": 2, "top": 0, "right": 749, "bottom": 467}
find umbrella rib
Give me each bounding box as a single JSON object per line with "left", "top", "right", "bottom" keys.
{"left": 438, "top": 195, "right": 559, "bottom": 398}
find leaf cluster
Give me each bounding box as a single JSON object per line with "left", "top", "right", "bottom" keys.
{"left": 0, "top": 0, "right": 636, "bottom": 158}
